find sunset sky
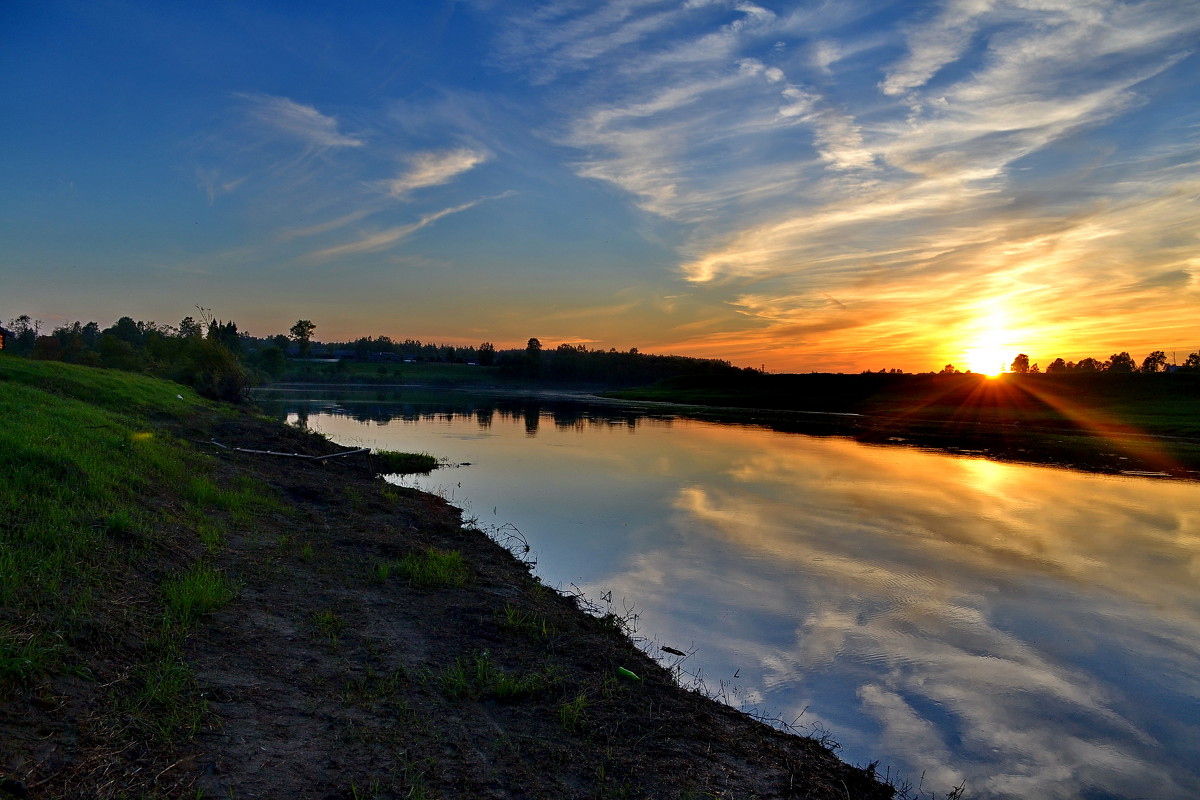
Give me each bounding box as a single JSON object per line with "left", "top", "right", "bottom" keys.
{"left": 3, "top": 0, "right": 1198, "bottom": 373}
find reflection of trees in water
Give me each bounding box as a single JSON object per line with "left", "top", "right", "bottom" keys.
{"left": 260, "top": 393, "right": 669, "bottom": 435}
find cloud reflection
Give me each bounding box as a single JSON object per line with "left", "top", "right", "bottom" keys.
{"left": 592, "top": 431, "right": 1200, "bottom": 798}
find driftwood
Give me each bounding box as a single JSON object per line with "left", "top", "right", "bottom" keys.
{"left": 209, "top": 439, "right": 369, "bottom": 461}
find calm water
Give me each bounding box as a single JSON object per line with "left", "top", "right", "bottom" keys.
{"left": 257, "top": 387, "right": 1200, "bottom": 800}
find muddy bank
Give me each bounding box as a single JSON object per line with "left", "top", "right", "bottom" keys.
{"left": 2, "top": 406, "right": 897, "bottom": 799}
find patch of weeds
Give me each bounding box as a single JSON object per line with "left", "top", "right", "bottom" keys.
{"left": 372, "top": 450, "right": 438, "bottom": 476}
{"left": 341, "top": 666, "right": 410, "bottom": 709}
{"left": 395, "top": 548, "right": 470, "bottom": 588}
{"left": 369, "top": 559, "right": 394, "bottom": 583}
{"left": 501, "top": 604, "right": 556, "bottom": 639}
{"left": 395, "top": 752, "right": 439, "bottom": 800}
{"left": 559, "top": 691, "right": 589, "bottom": 734}
{"left": 197, "top": 522, "right": 224, "bottom": 553}
{"left": 599, "top": 674, "right": 626, "bottom": 700}
{"left": 299, "top": 541, "right": 315, "bottom": 562}
{"left": 184, "top": 476, "right": 224, "bottom": 508}
{"left": 0, "top": 630, "right": 61, "bottom": 688}
{"left": 162, "top": 563, "right": 238, "bottom": 629}
{"left": 345, "top": 487, "right": 368, "bottom": 512}
{"left": 349, "top": 778, "right": 384, "bottom": 799}
{"left": 99, "top": 509, "right": 140, "bottom": 540}
{"left": 313, "top": 610, "right": 345, "bottom": 647}
{"left": 438, "top": 650, "right": 559, "bottom": 702}
{"left": 127, "top": 636, "right": 206, "bottom": 740}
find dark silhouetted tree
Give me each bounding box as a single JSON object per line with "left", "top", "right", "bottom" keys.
{"left": 478, "top": 342, "right": 496, "bottom": 366}
{"left": 1010, "top": 353, "right": 1030, "bottom": 374}
{"left": 1140, "top": 350, "right": 1167, "bottom": 373}
{"left": 1106, "top": 352, "right": 1136, "bottom": 372}
{"left": 290, "top": 319, "right": 316, "bottom": 357}
{"left": 179, "top": 315, "right": 202, "bottom": 338}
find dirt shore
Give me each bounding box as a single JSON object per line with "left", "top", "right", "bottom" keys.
{"left": 2, "top": 407, "right": 896, "bottom": 799}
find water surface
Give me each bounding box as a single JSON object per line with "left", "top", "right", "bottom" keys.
{"left": 257, "top": 387, "right": 1200, "bottom": 799}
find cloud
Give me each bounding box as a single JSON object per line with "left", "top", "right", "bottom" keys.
{"left": 240, "top": 93, "right": 364, "bottom": 150}
{"left": 308, "top": 192, "right": 515, "bottom": 260}
{"left": 385, "top": 148, "right": 490, "bottom": 198}
{"left": 880, "top": 0, "right": 993, "bottom": 96}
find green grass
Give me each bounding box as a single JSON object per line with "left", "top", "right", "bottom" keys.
{"left": 127, "top": 635, "right": 207, "bottom": 740}
{"left": 500, "top": 604, "right": 557, "bottom": 639}
{"left": 0, "top": 357, "right": 283, "bottom": 749}
{"left": 375, "top": 548, "right": 471, "bottom": 588}
{"left": 372, "top": 449, "right": 439, "bottom": 475}
{"left": 163, "top": 563, "right": 238, "bottom": 628}
{"left": 559, "top": 691, "right": 589, "bottom": 733}
{"left": 437, "top": 650, "right": 559, "bottom": 701}
{"left": 0, "top": 360, "right": 211, "bottom": 629}
{"left": 0, "top": 630, "right": 62, "bottom": 686}
{"left": 314, "top": 610, "right": 346, "bottom": 647}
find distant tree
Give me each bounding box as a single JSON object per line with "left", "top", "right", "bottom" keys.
{"left": 1075, "top": 357, "right": 1104, "bottom": 372}
{"left": 1029, "top": 363, "right": 1040, "bottom": 373}
{"left": 525, "top": 337, "right": 543, "bottom": 377}
{"left": 1140, "top": 350, "right": 1168, "bottom": 373}
{"left": 290, "top": 319, "right": 316, "bottom": 357}
{"left": 478, "top": 342, "right": 496, "bottom": 366}
{"left": 1106, "top": 352, "right": 1136, "bottom": 373}
{"left": 939, "top": 364, "right": 959, "bottom": 374}
{"left": 1010, "top": 353, "right": 1030, "bottom": 374}
{"left": 1045, "top": 358, "right": 1068, "bottom": 373}
{"left": 105, "top": 316, "right": 144, "bottom": 347}
{"left": 6, "top": 314, "right": 40, "bottom": 355}
{"left": 1183, "top": 351, "right": 1200, "bottom": 371}
{"left": 80, "top": 321, "right": 101, "bottom": 348}
{"left": 179, "top": 315, "right": 203, "bottom": 338}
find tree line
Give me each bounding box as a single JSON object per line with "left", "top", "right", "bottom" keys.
{"left": 1, "top": 313, "right": 749, "bottom": 398}
{"left": 937, "top": 349, "right": 1200, "bottom": 375}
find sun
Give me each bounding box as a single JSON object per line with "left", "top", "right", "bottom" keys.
{"left": 963, "top": 346, "right": 1009, "bottom": 377}
{"left": 959, "top": 304, "right": 1018, "bottom": 376}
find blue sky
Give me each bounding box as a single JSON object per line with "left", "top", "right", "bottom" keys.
{"left": 2, "top": 0, "right": 1198, "bottom": 371}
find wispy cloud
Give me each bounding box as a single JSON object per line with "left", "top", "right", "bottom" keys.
{"left": 493, "top": 0, "right": 1199, "bottom": 367}
{"left": 239, "top": 93, "right": 365, "bottom": 150}
{"left": 308, "top": 192, "right": 515, "bottom": 260}
{"left": 384, "top": 147, "right": 490, "bottom": 198}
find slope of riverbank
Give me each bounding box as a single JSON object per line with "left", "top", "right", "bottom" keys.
{"left": 0, "top": 357, "right": 896, "bottom": 799}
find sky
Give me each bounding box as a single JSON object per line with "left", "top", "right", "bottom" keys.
{"left": 2, "top": 0, "right": 1198, "bottom": 373}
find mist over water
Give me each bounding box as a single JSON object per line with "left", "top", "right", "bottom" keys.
{"left": 257, "top": 387, "right": 1200, "bottom": 800}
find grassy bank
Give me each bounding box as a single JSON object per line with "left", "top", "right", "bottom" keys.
{"left": 0, "top": 355, "right": 898, "bottom": 799}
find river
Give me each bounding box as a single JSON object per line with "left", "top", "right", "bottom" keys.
{"left": 254, "top": 385, "right": 1200, "bottom": 800}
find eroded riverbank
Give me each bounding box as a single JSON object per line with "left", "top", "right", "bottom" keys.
{"left": 0, "top": 361, "right": 896, "bottom": 799}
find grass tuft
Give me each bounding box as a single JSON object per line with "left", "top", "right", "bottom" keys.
{"left": 438, "top": 650, "right": 559, "bottom": 702}
{"left": 372, "top": 450, "right": 439, "bottom": 475}
{"left": 163, "top": 563, "right": 238, "bottom": 628}
{"left": 388, "top": 548, "right": 470, "bottom": 588}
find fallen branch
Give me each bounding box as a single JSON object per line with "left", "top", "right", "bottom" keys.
{"left": 207, "top": 438, "right": 369, "bottom": 461}
{"left": 230, "top": 446, "right": 369, "bottom": 461}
